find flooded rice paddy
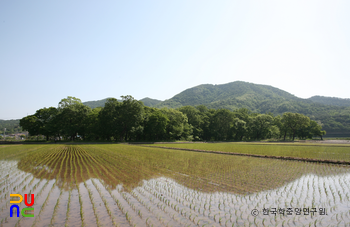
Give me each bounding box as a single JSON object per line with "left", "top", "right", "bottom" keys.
{"left": 0, "top": 144, "right": 350, "bottom": 226}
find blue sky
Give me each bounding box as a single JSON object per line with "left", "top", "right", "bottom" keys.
{"left": 1, "top": 0, "right": 350, "bottom": 120}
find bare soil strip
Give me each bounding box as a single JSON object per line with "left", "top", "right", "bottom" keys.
{"left": 142, "top": 145, "right": 350, "bottom": 165}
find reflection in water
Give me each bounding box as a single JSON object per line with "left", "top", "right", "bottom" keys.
{"left": 1, "top": 144, "right": 350, "bottom": 226}
{"left": 15, "top": 145, "right": 350, "bottom": 194}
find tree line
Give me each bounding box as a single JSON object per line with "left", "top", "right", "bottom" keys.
{"left": 20, "top": 96, "right": 326, "bottom": 141}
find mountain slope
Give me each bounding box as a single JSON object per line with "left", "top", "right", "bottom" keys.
{"left": 83, "top": 98, "right": 111, "bottom": 109}
{"left": 139, "top": 97, "right": 162, "bottom": 107}
{"left": 155, "top": 81, "right": 350, "bottom": 135}
{"left": 157, "top": 81, "right": 300, "bottom": 110}
{"left": 308, "top": 96, "right": 350, "bottom": 107}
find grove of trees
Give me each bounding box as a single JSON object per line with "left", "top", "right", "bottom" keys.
{"left": 20, "top": 96, "right": 326, "bottom": 142}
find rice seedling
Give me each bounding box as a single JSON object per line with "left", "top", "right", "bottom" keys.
{"left": 0, "top": 143, "right": 349, "bottom": 226}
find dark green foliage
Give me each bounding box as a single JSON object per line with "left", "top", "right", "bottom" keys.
{"left": 248, "top": 114, "right": 274, "bottom": 140}
{"left": 210, "top": 109, "right": 235, "bottom": 140}
{"left": 19, "top": 95, "right": 326, "bottom": 142}
{"left": 282, "top": 113, "right": 310, "bottom": 140}
{"left": 116, "top": 95, "right": 144, "bottom": 141}
{"left": 160, "top": 108, "right": 192, "bottom": 140}
{"left": 20, "top": 116, "right": 40, "bottom": 137}
{"left": 98, "top": 98, "right": 120, "bottom": 140}
{"left": 58, "top": 97, "right": 92, "bottom": 140}
{"left": 143, "top": 109, "right": 168, "bottom": 140}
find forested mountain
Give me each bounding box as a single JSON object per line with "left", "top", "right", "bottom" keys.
{"left": 308, "top": 96, "right": 350, "bottom": 107}
{"left": 139, "top": 97, "right": 162, "bottom": 107}
{"left": 83, "top": 98, "right": 111, "bottom": 109}
{"left": 155, "top": 81, "right": 350, "bottom": 135}
{"left": 156, "top": 81, "right": 300, "bottom": 110}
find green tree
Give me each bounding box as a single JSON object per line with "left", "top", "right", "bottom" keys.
{"left": 248, "top": 114, "right": 273, "bottom": 140}
{"left": 282, "top": 112, "right": 310, "bottom": 140}
{"left": 179, "top": 106, "right": 204, "bottom": 140}
{"left": 34, "top": 107, "right": 59, "bottom": 141}
{"left": 161, "top": 108, "right": 192, "bottom": 140}
{"left": 98, "top": 98, "right": 120, "bottom": 140}
{"left": 58, "top": 96, "right": 92, "bottom": 140}
{"left": 116, "top": 95, "right": 144, "bottom": 141}
{"left": 144, "top": 110, "right": 169, "bottom": 141}
{"left": 309, "top": 120, "right": 326, "bottom": 140}
{"left": 85, "top": 107, "right": 102, "bottom": 140}
{"left": 233, "top": 119, "right": 247, "bottom": 140}
{"left": 210, "top": 109, "right": 235, "bottom": 140}
{"left": 19, "top": 115, "right": 40, "bottom": 137}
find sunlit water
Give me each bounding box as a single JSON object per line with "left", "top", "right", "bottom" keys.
{"left": 1, "top": 158, "right": 350, "bottom": 226}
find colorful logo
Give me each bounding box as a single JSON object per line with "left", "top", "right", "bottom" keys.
{"left": 10, "top": 194, "right": 35, "bottom": 217}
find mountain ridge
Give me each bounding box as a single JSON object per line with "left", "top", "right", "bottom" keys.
{"left": 79, "top": 81, "right": 350, "bottom": 135}
{"left": 4, "top": 81, "right": 350, "bottom": 136}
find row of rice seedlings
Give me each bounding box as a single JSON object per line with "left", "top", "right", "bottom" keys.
{"left": 128, "top": 187, "right": 172, "bottom": 226}
{"left": 0, "top": 144, "right": 49, "bottom": 161}
{"left": 87, "top": 145, "right": 160, "bottom": 178}
{"left": 1, "top": 147, "right": 59, "bottom": 204}
{"left": 30, "top": 147, "right": 68, "bottom": 227}
{"left": 71, "top": 146, "right": 85, "bottom": 226}
{"left": 79, "top": 146, "right": 143, "bottom": 226}
{"left": 0, "top": 160, "right": 17, "bottom": 181}
{"left": 9, "top": 148, "right": 59, "bottom": 191}
{"left": 0, "top": 167, "right": 26, "bottom": 195}
{"left": 87, "top": 145, "right": 266, "bottom": 225}
{"left": 81, "top": 145, "right": 350, "bottom": 225}
{"left": 81, "top": 146, "right": 147, "bottom": 190}
{"left": 4, "top": 146, "right": 65, "bottom": 227}
{"left": 0, "top": 170, "right": 26, "bottom": 200}
{"left": 149, "top": 180, "right": 211, "bottom": 214}
{"left": 91, "top": 179, "right": 119, "bottom": 227}
{"left": 76, "top": 152, "right": 100, "bottom": 226}
{"left": 140, "top": 180, "right": 211, "bottom": 226}
{"left": 111, "top": 145, "right": 289, "bottom": 194}
{"left": 64, "top": 146, "right": 74, "bottom": 227}
{"left": 79, "top": 146, "right": 131, "bottom": 186}
{"left": 0, "top": 173, "right": 33, "bottom": 222}
{"left": 2, "top": 145, "right": 58, "bottom": 193}
{"left": 82, "top": 146, "right": 160, "bottom": 226}
{"left": 77, "top": 148, "right": 131, "bottom": 227}
{"left": 49, "top": 146, "right": 71, "bottom": 226}
{"left": 76, "top": 147, "right": 118, "bottom": 227}
{"left": 24, "top": 146, "right": 64, "bottom": 201}
{"left": 0, "top": 146, "right": 62, "bottom": 219}
{"left": 134, "top": 184, "right": 195, "bottom": 226}
{"left": 85, "top": 146, "right": 146, "bottom": 187}
{"left": 26, "top": 146, "right": 65, "bottom": 196}
{"left": 156, "top": 178, "right": 266, "bottom": 225}
{"left": 76, "top": 146, "right": 110, "bottom": 227}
